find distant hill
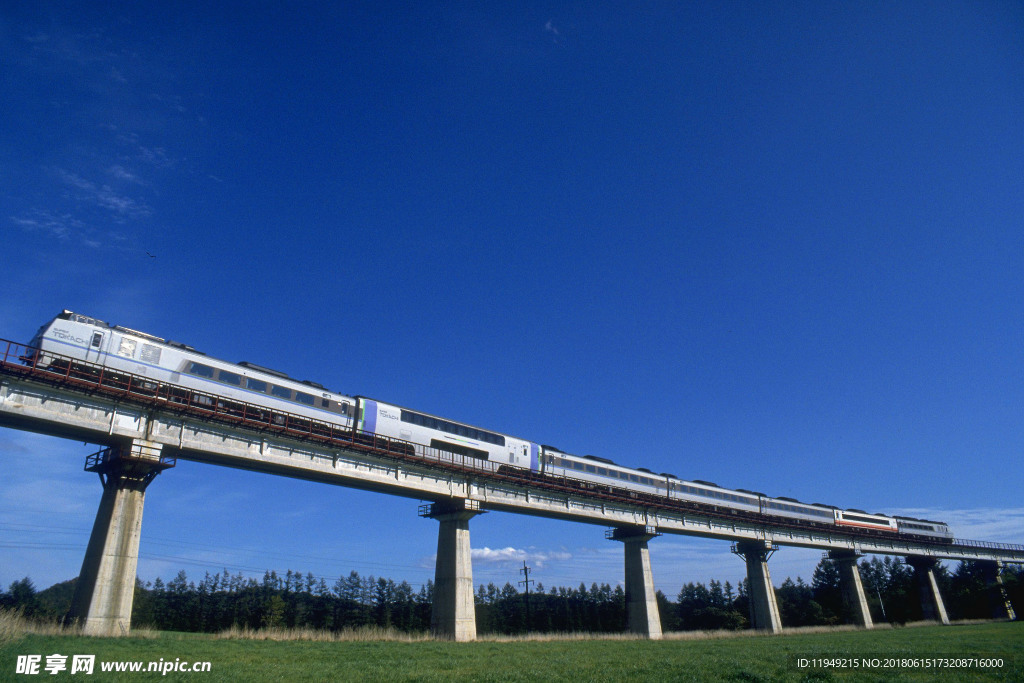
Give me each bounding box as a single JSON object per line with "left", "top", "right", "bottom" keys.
{"left": 35, "top": 578, "right": 77, "bottom": 620}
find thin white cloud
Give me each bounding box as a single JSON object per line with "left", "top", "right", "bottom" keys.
{"left": 10, "top": 208, "right": 130, "bottom": 251}
{"left": 472, "top": 546, "right": 572, "bottom": 568}
{"left": 54, "top": 166, "right": 152, "bottom": 221}
{"left": 108, "top": 165, "right": 146, "bottom": 185}
{"left": 10, "top": 211, "right": 81, "bottom": 240}
{"left": 544, "top": 20, "right": 559, "bottom": 36}
{"left": 421, "top": 546, "right": 574, "bottom": 573}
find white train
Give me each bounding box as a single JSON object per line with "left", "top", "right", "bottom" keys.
{"left": 25, "top": 310, "right": 953, "bottom": 543}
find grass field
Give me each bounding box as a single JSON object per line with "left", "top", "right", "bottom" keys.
{"left": 1, "top": 616, "right": 1020, "bottom": 681}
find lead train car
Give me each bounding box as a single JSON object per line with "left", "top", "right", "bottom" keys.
{"left": 25, "top": 310, "right": 953, "bottom": 543}
{"left": 30, "top": 310, "right": 358, "bottom": 428}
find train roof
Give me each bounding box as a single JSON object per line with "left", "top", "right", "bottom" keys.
{"left": 894, "top": 515, "right": 949, "bottom": 525}
{"left": 57, "top": 309, "right": 107, "bottom": 327}
{"left": 238, "top": 361, "right": 292, "bottom": 379}
{"left": 56, "top": 310, "right": 207, "bottom": 354}
{"left": 113, "top": 325, "right": 164, "bottom": 344}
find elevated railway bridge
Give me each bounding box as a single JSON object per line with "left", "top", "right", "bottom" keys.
{"left": 1, "top": 338, "right": 1020, "bottom": 640}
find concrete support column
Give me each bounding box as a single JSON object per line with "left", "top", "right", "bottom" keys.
{"left": 732, "top": 541, "right": 782, "bottom": 633}
{"left": 608, "top": 526, "right": 662, "bottom": 639}
{"left": 905, "top": 556, "right": 949, "bottom": 624}
{"left": 424, "top": 499, "right": 482, "bottom": 641}
{"left": 68, "top": 441, "right": 173, "bottom": 636}
{"left": 981, "top": 561, "right": 1016, "bottom": 621}
{"left": 828, "top": 551, "right": 873, "bottom": 628}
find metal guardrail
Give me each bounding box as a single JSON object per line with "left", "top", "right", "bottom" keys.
{"left": 951, "top": 538, "right": 1024, "bottom": 553}
{"left": 3, "top": 337, "right": 1024, "bottom": 558}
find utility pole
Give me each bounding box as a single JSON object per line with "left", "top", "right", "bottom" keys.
{"left": 519, "top": 561, "right": 534, "bottom": 634}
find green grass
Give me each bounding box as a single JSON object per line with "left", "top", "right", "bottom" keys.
{"left": 1, "top": 621, "right": 1020, "bottom": 682}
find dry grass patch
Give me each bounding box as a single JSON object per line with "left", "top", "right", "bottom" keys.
{"left": 0, "top": 608, "right": 73, "bottom": 643}
{"left": 0, "top": 608, "right": 160, "bottom": 642}
{"left": 216, "top": 624, "right": 433, "bottom": 642}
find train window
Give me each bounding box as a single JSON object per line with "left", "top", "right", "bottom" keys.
{"left": 597, "top": 467, "right": 607, "bottom": 476}
{"left": 341, "top": 403, "right": 350, "bottom": 415}
{"left": 91, "top": 332, "right": 103, "bottom": 348}
{"left": 584, "top": 465, "right": 596, "bottom": 473}
{"left": 629, "top": 474, "right": 639, "bottom": 483}
{"left": 400, "top": 409, "right": 506, "bottom": 446}
{"left": 271, "top": 385, "right": 291, "bottom": 399}
{"left": 574, "top": 462, "right": 584, "bottom": 471}
{"left": 218, "top": 371, "right": 242, "bottom": 386}
{"left": 247, "top": 378, "right": 267, "bottom": 392}
{"left": 188, "top": 362, "right": 215, "bottom": 378}
{"left": 295, "top": 392, "right": 314, "bottom": 406}
{"left": 321, "top": 398, "right": 330, "bottom": 408}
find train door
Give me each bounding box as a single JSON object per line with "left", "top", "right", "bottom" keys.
{"left": 85, "top": 330, "right": 107, "bottom": 365}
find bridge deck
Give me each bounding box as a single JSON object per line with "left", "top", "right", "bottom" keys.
{"left": 2, "top": 337, "right": 1022, "bottom": 564}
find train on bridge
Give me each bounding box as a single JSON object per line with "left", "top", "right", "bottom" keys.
{"left": 25, "top": 310, "right": 953, "bottom": 545}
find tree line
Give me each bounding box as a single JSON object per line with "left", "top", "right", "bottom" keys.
{"left": 3, "top": 558, "right": 1020, "bottom": 634}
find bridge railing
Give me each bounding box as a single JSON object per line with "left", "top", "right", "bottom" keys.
{"left": 950, "top": 538, "right": 1024, "bottom": 554}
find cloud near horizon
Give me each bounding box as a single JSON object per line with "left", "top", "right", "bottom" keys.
{"left": 470, "top": 546, "right": 572, "bottom": 568}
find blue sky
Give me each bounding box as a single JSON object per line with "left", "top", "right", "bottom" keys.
{"left": 2, "top": 2, "right": 1023, "bottom": 597}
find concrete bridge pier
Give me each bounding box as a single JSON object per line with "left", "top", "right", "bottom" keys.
{"left": 981, "top": 561, "right": 1016, "bottom": 621}
{"left": 732, "top": 541, "right": 782, "bottom": 633}
{"left": 422, "top": 499, "right": 482, "bottom": 641}
{"left": 828, "top": 551, "right": 873, "bottom": 628}
{"left": 905, "top": 556, "right": 950, "bottom": 624}
{"left": 607, "top": 526, "right": 662, "bottom": 639}
{"left": 67, "top": 441, "right": 174, "bottom": 636}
